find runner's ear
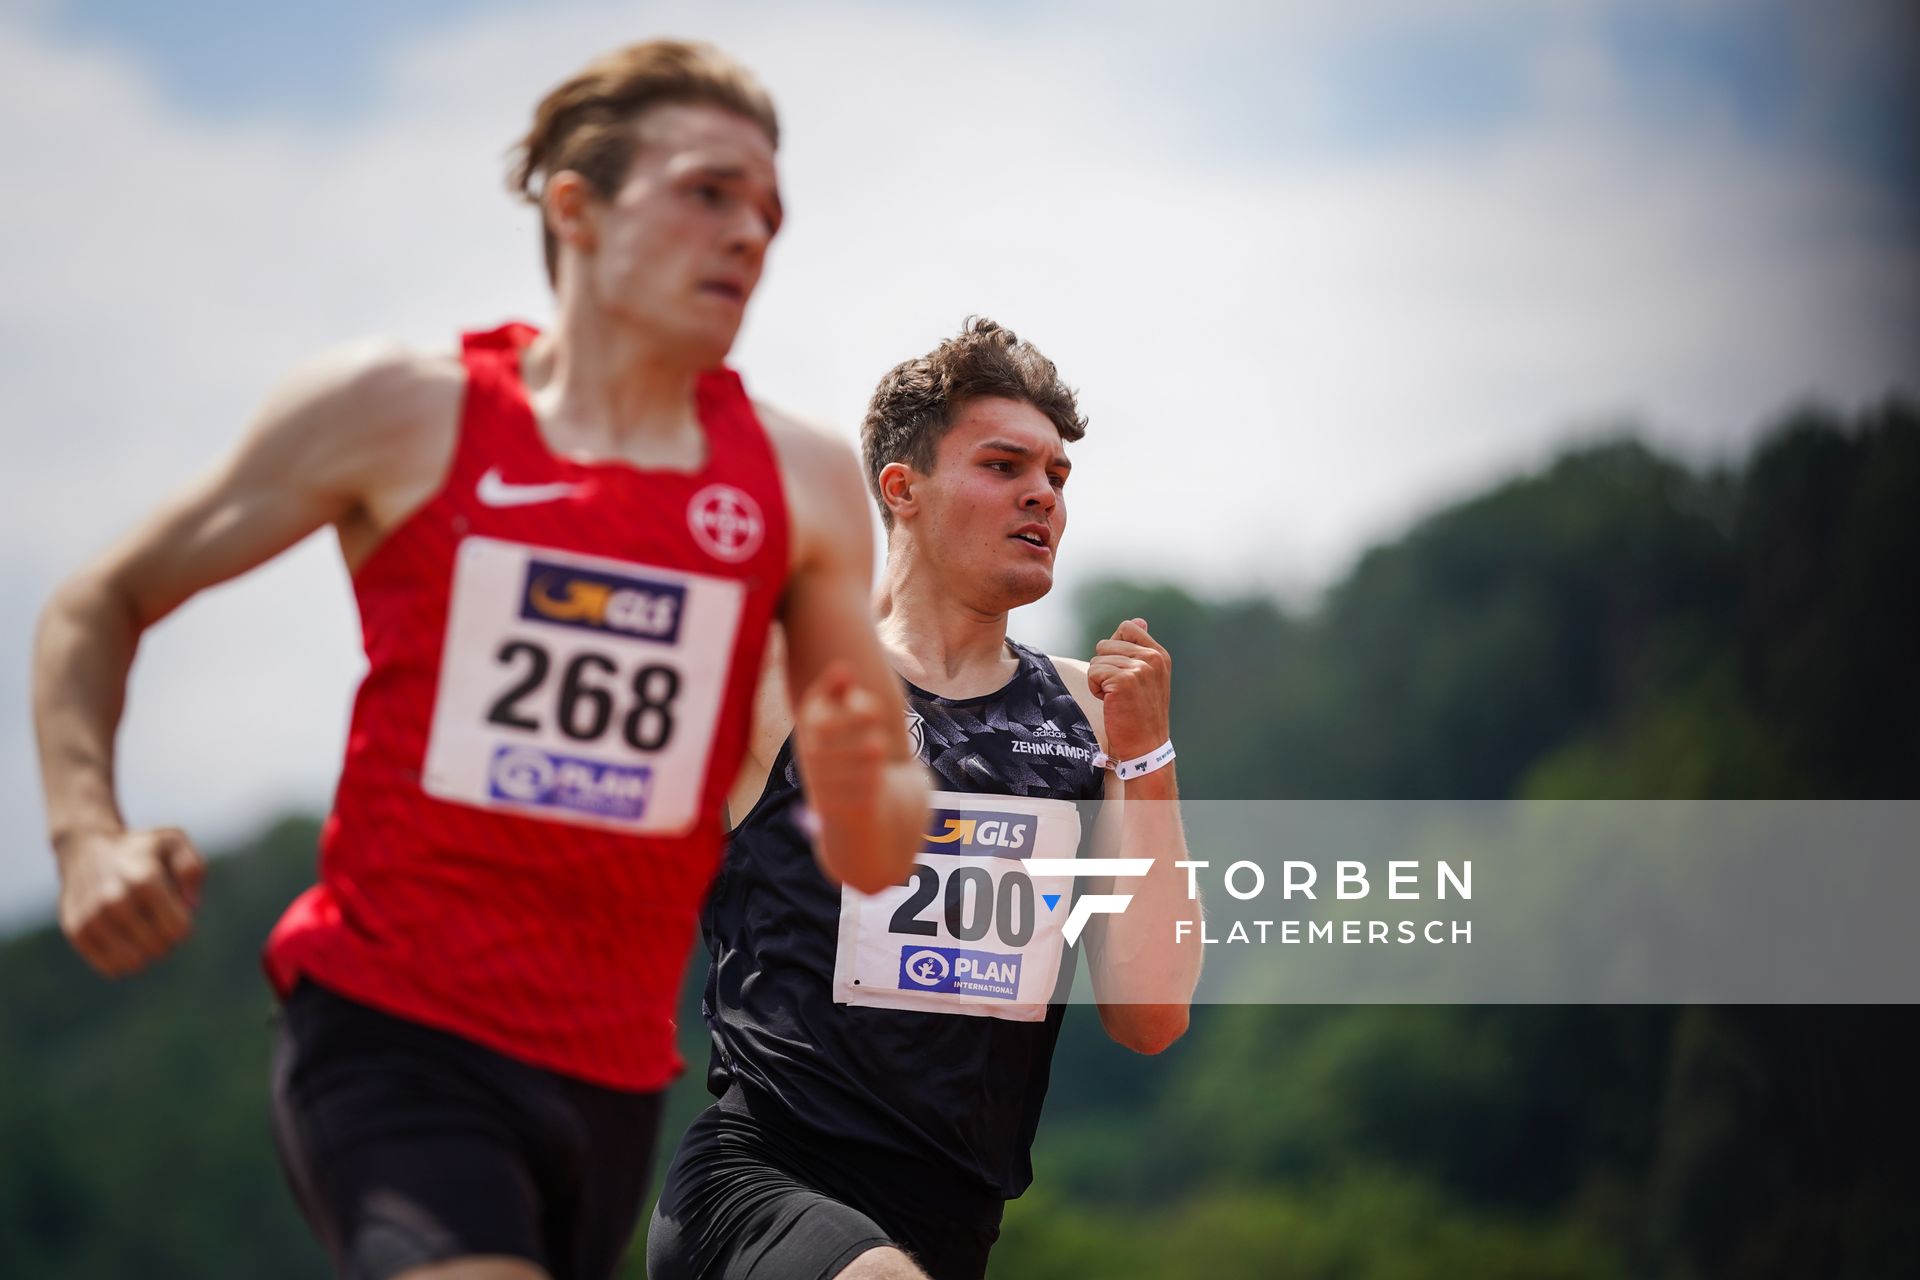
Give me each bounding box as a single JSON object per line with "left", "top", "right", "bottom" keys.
{"left": 876, "top": 461, "right": 917, "bottom": 523}
{"left": 543, "top": 170, "right": 599, "bottom": 260}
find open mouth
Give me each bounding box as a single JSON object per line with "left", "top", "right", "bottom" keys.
{"left": 700, "top": 281, "right": 746, "bottom": 303}
{"left": 1010, "top": 528, "right": 1052, "bottom": 554}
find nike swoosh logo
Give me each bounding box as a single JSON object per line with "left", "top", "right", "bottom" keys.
{"left": 476, "top": 467, "right": 584, "bottom": 508}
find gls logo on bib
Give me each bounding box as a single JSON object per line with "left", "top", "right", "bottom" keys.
{"left": 921, "top": 808, "right": 1038, "bottom": 857}
{"left": 521, "top": 561, "right": 686, "bottom": 643}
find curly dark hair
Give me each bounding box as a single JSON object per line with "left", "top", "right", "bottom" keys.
{"left": 860, "top": 317, "right": 1087, "bottom": 529}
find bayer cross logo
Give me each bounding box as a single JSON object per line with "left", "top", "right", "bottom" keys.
{"left": 687, "top": 484, "right": 764, "bottom": 563}
{"left": 904, "top": 949, "right": 951, "bottom": 986}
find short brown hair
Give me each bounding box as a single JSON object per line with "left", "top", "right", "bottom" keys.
{"left": 507, "top": 39, "right": 779, "bottom": 285}
{"left": 862, "top": 317, "right": 1088, "bottom": 529}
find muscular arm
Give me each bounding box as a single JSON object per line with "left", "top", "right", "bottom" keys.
{"left": 33, "top": 340, "right": 456, "bottom": 974}
{"left": 761, "top": 407, "right": 927, "bottom": 894}
{"left": 1056, "top": 641, "right": 1202, "bottom": 1055}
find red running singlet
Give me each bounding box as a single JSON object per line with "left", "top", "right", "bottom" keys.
{"left": 265, "top": 323, "right": 790, "bottom": 1090}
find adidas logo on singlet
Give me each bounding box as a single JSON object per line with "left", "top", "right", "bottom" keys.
{"left": 1011, "top": 718, "right": 1091, "bottom": 761}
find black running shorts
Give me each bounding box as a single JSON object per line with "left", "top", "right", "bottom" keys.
{"left": 270, "top": 980, "right": 663, "bottom": 1280}
{"left": 646, "top": 1088, "right": 1001, "bottom": 1280}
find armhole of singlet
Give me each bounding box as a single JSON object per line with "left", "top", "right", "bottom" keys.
{"left": 427, "top": 344, "right": 483, "bottom": 498}
{"left": 446, "top": 326, "right": 530, "bottom": 489}
{"left": 1010, "top": 640, "right": 1068, "bottom": 699}
{"left": 1017, "top": 643, "right": 1089, "bottom": 719}
{"left": 344, "top": 337, "right": 492, "bottom": 590}
{"left": 1013, "top": 641, "right": 1110, "bottom": 804}
{"left": 735, "top": 734, "right": 798, "bottom": 832}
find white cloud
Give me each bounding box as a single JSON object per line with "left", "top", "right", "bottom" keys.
{"left": 2, "top": 0, "right": 1913, "bottom": 923}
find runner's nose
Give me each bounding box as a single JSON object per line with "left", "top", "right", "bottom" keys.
{"left": 1019, "top": 477, "right": 1055, "bottom": 514}
{"left": 726, "top": 204, "right": 772, "bottom": 263}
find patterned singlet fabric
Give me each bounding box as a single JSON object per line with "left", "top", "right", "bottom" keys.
{"left": 701, "top": 638, "right": 1106, "bottom": 1209}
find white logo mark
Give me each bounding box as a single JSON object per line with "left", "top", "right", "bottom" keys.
{"left": 477, "top": 467, "right": 584, "bottom": 508}
{"left": 687, "top": 484, "right": 765, "bottom": 562}
{"left": 904, "top": 949, "right": 951, "bottom": 986}
{"left": 1024, "top": 859, "right": 1155, "bottom": 945}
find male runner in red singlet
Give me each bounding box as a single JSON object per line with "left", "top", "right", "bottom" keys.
{"left": 32, "top": 40, "right": 927, "bottom": 1280}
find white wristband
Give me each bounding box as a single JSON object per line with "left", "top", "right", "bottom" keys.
{"left": 1094, "top": 740, "right": 1177, "bottom": 781}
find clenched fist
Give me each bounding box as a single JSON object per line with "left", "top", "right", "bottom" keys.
{"left": 792, "top": 659, "right": 903, "bottom": 822}
{"left": 56, "top": 826, "right": 205, "bottom": 978}
{"left": 1088, "top": 617, "right": 1173, "bottom": 761}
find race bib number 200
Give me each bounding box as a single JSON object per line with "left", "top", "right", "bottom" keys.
{"left": 833, "top": 790, "right": 1082, "bottom": 1021}
{"left": 421, "top": 537, "right": 744, "bottom": 834}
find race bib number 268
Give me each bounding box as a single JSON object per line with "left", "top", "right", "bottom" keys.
{"left": 421, "top": 537, "right": 744, "bottom": 834}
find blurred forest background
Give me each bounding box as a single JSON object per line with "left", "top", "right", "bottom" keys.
{"left": 4, "top": 400, "right": 1916, "bottom": 1278}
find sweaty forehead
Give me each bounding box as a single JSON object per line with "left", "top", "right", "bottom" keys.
{"left": 940, "top": 397, "right": 1068, "bottom": 462}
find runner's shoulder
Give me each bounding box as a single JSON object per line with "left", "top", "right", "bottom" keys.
{"left": 278, "top": 337, "right": 463, "bottom": 438}
{"left": 1048, "top": 653, "right": 1092, "bottom": 690}
{"left": 244, "top": 338, "right": 464, "bottom": 491}
{"left": 240, "top": 338, "right": 459, "bottom": 456}
{"left": 752, "top": 400, "right": 859, "bottom": 479}
{"left": 751, "top": 400, "right": 868, "bottom": 548}
{"left": 1043, "top": 654, "right": 1107, "bottom": 740}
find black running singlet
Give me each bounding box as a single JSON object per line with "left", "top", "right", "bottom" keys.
{"left": 700, "top": 639, "right": 1105, "bottom": 1204}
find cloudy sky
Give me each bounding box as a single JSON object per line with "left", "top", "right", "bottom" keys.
{"left": 3, "top": 0, "right": 1914, "bottom": 925}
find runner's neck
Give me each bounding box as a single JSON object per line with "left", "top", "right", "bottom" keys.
{"left": 874, "top": 566, "right": 1018, "bottom": 699}
{"left": 520, "top": 322, "right": 706, "bottom": 468}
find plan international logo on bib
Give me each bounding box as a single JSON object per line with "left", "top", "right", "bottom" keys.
{"left": 899, "top": 945, "right": 1022, "bottom": 1000}
{"left": 520, "top": 561, "right": 686, "bottom": 644}
{"left": 488, "top": 745, "right": 653, "bottom": 821}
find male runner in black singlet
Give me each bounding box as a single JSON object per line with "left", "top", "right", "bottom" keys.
{"left": 648, "top": 318, "right": 1203, "bottom": 1280}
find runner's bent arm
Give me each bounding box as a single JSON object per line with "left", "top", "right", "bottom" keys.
{"left": 33, "top": 341, "right": 453, "bottom": 976}
{"left": 1085, "top": 750, "right": 1200, "bottom": 1053}
{"left": 1056, "top": 623, "right": 1202, "bottom": 1053}
{"left": 723, "top": 627, "right": 795, "bottom": 830}
{"left": 762, "top": 411, "right": 927, "bottom": 894}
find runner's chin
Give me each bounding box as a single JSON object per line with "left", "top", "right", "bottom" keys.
{"left": 688, "top": 289, "right": 749, "bottom": 352}
{"left": 640, "top": 296, "right": 742, "bottom": 369}
{"left": 994, "top": 553, "right": 1054, "bottom": 607}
